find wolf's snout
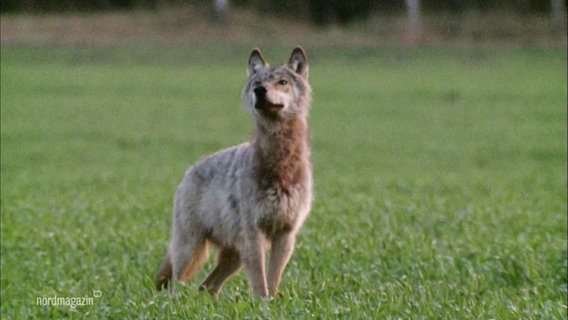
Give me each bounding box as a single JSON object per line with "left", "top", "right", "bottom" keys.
{"left": 253, "top": 84, "right": 283, "bottom": 115}
{"left": 254, "top": 86, "right": 267, "bottom": 98}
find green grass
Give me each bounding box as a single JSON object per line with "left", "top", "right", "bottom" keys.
{"left": 1, "top": 44, "right": 566, "bottom": 319}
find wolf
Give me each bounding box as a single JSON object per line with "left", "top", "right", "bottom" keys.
{"left": 155, "top": 47, "right": 312, "bottom": 298}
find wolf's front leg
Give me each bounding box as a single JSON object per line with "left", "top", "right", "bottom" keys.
{"left": 242, "top": 232, "right": 269, "bottom": 297}
{"left": 267, "top": 232, "right": 295, "bottom": 297}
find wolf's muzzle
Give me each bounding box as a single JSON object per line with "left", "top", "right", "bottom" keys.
{"left": 254, "top": 86, "right": 267, "bottom": 98}
{"left": 253, "top": 85, "right": 283, "bottom": 116}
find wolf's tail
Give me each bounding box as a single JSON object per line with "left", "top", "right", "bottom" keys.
{"left": 155, "top": 252, "right": 173, "bottom": 290}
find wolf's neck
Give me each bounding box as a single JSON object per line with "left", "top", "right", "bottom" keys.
{"left": 252, "top": 118, "right": 309, "bottom": 189}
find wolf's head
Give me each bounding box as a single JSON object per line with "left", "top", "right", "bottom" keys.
{"left": 243, "top": 47, "right": 311, "bottom": 122}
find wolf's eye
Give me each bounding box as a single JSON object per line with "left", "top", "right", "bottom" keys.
{"left": 277, "top": 80, "right": 288, "bottom": 86}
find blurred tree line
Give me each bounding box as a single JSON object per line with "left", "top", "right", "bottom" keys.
{"left": 2, "top": 0, "right": 566, "bottom": 26}
{"left": 254, "top": 0, "right": 566, "bottom": 25}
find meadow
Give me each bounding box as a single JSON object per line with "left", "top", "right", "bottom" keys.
{"left": 1, "top": 44, "right": 566, "bottom": 319}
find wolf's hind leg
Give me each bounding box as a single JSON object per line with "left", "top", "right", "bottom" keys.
{"left": 155, "top": 252, "right": 173, "bottom": 290}
{"left": 199, "top": 247, "right": 242, "bottom": 294}
{"left": 171, "top": 236, "right": 209, "bottom": 287}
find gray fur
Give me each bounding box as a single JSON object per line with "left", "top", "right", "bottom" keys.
{"left": 155, "top": 47, "right": 312, "bottom": 298}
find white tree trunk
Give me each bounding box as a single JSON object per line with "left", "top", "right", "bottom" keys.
{"left": 213, "top": 0, "right": 229, "bottom": 22}
{"left": 405, "top": 0, "right": 421, "bottom": 43}
{"left": 551, "top": 0, "right": 566, "bottom": 30}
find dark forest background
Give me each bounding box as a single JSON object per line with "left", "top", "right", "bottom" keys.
{"left": 3, "top": 0, "right": 566, "bottom": 25}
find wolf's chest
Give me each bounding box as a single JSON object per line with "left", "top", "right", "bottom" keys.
{"left": 254, "top": 185, "right": 308, "bottom": 237}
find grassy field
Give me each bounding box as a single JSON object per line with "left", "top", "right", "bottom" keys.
{"left": 1, "top": 44, "right": 566, "bottom": 319}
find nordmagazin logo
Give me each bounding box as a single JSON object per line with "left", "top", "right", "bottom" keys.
{"left": 36, "top": 290, "right": 101, "bottom": 309}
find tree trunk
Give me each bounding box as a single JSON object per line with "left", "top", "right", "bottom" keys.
{"left": 551, "top": 0, "right": 566, "bottom": 30}
{"left": 213, "top": 0, "right": 229, "bottom": 22}
{"left": 405, "top": 0, "right": 422, "bottom": 44}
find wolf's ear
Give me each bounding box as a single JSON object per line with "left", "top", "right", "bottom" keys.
{"left": 288, "top": 46, "right": 309, "bottom": 79}
{"left": 248, "top": 48, "right": 267, "bottom": 77}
